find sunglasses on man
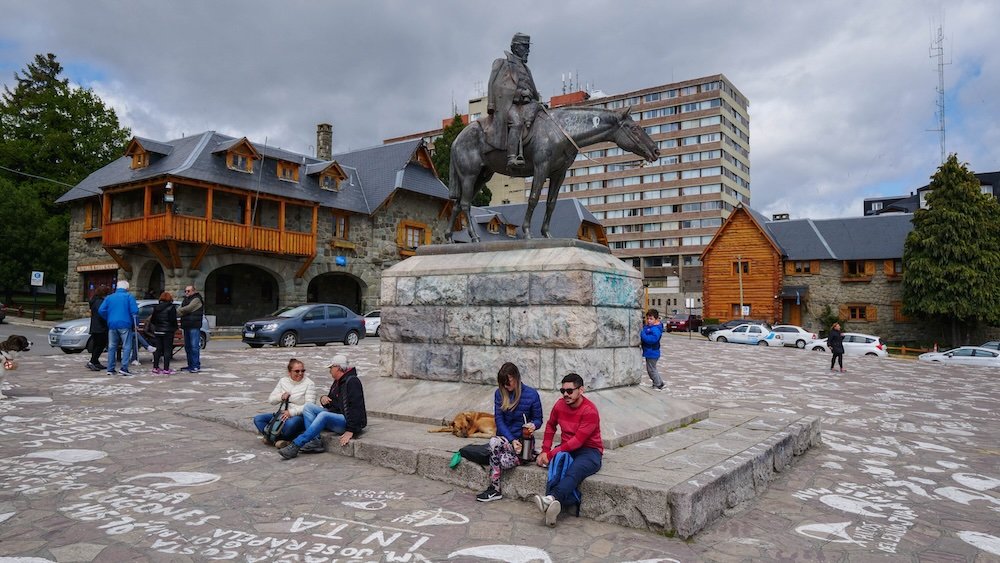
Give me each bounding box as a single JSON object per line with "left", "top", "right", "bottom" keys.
{"left": 559, "top": 386, "right": 581, "bottom": 395}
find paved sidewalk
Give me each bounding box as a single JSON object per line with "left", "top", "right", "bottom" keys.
{"left": 181, "top": 338, "right": 819, "bottom": 538}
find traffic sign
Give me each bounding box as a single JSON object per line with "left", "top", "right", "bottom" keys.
{"left": 30, "top": 271, "right": 44, "bottom": 287}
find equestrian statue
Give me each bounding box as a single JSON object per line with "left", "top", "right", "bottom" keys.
{"left": 447, "top": 32, "right": 660, "bottom": 242}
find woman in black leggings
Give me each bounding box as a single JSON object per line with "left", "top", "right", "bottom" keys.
{"left": 828, "top": 322, "right": 845, "bottom": 372}
{"left": 149, "top": 292, "right": 178, "bottom": 375}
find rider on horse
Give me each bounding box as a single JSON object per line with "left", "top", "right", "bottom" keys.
{"left": 487, "top": 32, "right": 542, "bottom": 169}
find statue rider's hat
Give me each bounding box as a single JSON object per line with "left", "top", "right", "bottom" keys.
{"left": 511, "top": 33, "right": 531, "bottom": 46}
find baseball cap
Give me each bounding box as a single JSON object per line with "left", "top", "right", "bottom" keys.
{"left": 327, "top": 354, "right": 349, "bottom": 369}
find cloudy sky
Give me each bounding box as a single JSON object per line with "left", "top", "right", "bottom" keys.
{"left": 2, "top": 1, "right": 997, "bottom": 219}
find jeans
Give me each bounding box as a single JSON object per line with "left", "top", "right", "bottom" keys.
{"left": 183, "top": 328, "right": 201, "bottom": 369}
{"left": 107, "top": 328, "right": 133, "bottom": 372}
{"left": 292, "top": 403, "right": 346, "bottom": 447}
{"left": 253, "top": 412, "right": 306, "bottom": 441}
{"left": 546, "top": 447, "right": 602, "bottom": 507}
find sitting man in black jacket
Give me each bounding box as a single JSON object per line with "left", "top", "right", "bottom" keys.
{"left": 279, "top": 354, "right": 366, "bottom": 459}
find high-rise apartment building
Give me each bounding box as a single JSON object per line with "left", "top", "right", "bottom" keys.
{"left": 551, "top": 74, "right": 750, "bottom": 310}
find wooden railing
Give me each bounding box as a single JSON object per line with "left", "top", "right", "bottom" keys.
{"left": 101, "top": 214, "right": 314, "bottom": 256}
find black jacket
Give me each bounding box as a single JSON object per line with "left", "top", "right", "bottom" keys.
{"left": 88, "top": 295, "right": 108, "bottom": 334}
{"left": 178, "top": 292, "right": 204, "bottom": 330}
{"left": 150, "top": 301, "right": 178, "bottom": 334}
{"left": 828, "top": 329, "right": 845, "bottom": 355}
{"left": 324, "top": 367, "right": 367, "bottom": 434}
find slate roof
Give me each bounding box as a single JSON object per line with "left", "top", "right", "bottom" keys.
{"left": 57, "top": 132, "right": 448, "bottom": 216}
{"left": 763, "top": 211, "right": 913, "bottom": 260}
{"left": 449, "top": 198, "right": 602, "bottom": 243}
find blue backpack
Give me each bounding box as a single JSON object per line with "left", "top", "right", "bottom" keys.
{"left": 546, "top": 452, "right": 582, "bottom": 516}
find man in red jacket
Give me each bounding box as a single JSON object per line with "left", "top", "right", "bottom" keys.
{"left": 533, "top": 373, "right": 603, "bottom": 527}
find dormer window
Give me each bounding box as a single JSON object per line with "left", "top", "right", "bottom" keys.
{"left": 228, "top": 151, "right": 253, "bottom": 173}
{"left": 277, "top": 161, "right": 299, "bottom": 182}
{"left": 321, "top": 174, "right": 339, "bottom": 192}
{"left": 131, "top": 151, "right": 149, "bottom": 170}
{"left": 487, "top": 218, "right": 501, "bottom": 234}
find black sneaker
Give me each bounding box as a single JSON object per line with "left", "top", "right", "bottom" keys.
{"left": 299, "top": 437, "right": 326, "bottom": 453}
{"left": 106, "top": 370, "right": 117, "bottom": 376}
{"left": 119, "top": 368, "right": 133, "bottom": 377}
{"left": 86, "top": 362, "right": 100, "bottom": 372}
{"left": 278, "top": 443, "right": 300, "bottom": 460}
{"left": 476, "top": 487, "right": 502, "bottom": 502}
{"left": 654, "top": 384, "right": 665, "bottom": 391}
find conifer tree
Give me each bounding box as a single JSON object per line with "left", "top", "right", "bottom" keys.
{"left": 902, "top": 154, "right": 1000, "bottom": 345}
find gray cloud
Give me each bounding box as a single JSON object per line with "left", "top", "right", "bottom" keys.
{"left": 2, "top": 0, "right": 997, "bottom": 219}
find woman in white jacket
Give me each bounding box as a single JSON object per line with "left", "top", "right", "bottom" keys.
{"left": 253, "top": 358, "right": 316, "bottom": 447}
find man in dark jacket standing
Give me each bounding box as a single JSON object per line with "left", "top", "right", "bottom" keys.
{"left": 177, "top": 285, "right": 204, "bottom": 373}
{"left": 86, "top": 285, "right": 111, "bottom": 371}
{"left": 279, "top": 354, "right": 366, "bottom": 459}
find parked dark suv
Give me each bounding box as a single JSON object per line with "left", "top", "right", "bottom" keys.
{"left": 700, "top": 319, "right": 770, "bottom": 338}
{"left": 665, "top": 314, "right": 702, "bottom": 332}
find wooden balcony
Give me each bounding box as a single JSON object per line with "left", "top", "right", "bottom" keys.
{"left": 102, "top": 213, "right": 315, "bottom": 256}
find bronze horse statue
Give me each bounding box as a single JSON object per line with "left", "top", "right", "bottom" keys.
{"left": 447, "top": 106, "right": 660, "bottom": 241}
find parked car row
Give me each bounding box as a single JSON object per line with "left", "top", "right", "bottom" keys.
{"left": 918, "top": 344, "right": 1000, "bottom": 366}
{"left": 705, "top": 321, "right": 889, "bottom": 358}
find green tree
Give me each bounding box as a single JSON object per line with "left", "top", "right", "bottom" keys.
{"left": 902, "top": 154, "right": 1000, "bottom": 345}
{"left": 0, "top": 53, "right": 130, "bottom": 301}
{"left": 431, "top": 114, "right": 492, "bottom": 207}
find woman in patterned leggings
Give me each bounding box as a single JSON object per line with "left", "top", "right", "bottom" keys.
{"left": 476, "top": 362, "right": 544, "bottom": 502}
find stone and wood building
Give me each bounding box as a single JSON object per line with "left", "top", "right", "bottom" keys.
{"left": 701, "top": 205, "right": 921, "bottom": 340}
{"left": 56, "top": 126, "right": 452, "bottom": 325}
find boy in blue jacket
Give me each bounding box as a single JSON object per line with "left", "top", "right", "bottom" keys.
{"left": 640, "top": 309, "right": 665, "bottom": 390}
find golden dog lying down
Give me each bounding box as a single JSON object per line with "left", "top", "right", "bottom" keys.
{"left": 428, "top": 411, "right": 496, "bottom": 438}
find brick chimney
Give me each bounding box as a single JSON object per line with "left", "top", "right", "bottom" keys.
{"left": 316, "top": 123, "right": 333, "bottom": 160}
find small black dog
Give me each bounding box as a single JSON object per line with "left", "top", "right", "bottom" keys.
{"left": 1, "top": 335, "right": 33, "bottom": 399}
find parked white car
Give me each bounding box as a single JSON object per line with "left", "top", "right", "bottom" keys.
{"left": 709, "top": 323, "right": 771, "bottom": 345}
{"left": 918, "top": 346, "right": 1000, "bottom": 367}
{"left": 762, "top": 325, "right": 819, "bottom": 349}
{"left": 808, "top": 332, "right": 888, "bottom": 357}
{"left": 363, "top": 310, "right": 382, "bottom": 336}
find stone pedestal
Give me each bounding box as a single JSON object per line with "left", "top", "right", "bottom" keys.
{"left": 379, "top": 239, "right": 644, "bottom": 391}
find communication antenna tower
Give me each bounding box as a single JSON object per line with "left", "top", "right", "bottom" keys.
{"left": 929, "top": 24, "right": 950, "bottom": 164}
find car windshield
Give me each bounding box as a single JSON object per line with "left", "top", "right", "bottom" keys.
{"left": 275, "top": 305, "right": 312, "bottom": 318}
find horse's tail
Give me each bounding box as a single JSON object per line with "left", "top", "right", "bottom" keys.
{"left": 448, "top": 134, "right": 461, "bottom": 201}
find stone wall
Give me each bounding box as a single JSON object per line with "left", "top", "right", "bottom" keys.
{"left": 786, "top": 261, "right": 925, "bottom": 342}
{"left": 379, "top": 240, "right": 645, "bottom": 391}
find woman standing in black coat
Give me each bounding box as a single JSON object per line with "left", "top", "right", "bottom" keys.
{"left": 149, "top": 292, "right": 178, "bottom": 375}
{"left": 86, "top": 285, "right": 111, "bottom": 371}
{"left": 828, "top": 322, "right": 845, "bottom": 373}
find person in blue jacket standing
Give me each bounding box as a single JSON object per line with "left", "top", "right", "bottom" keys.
{"left": 476, "top": 362, "right": 543, "bottom": 502}
{"left": 98, "top": 280, "right": 139, "bottom": 376}
{"left": 640, "top": 308, "right": 665, "bottom": 390}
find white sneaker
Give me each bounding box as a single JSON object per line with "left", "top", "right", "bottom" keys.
{"left": 533, "top": 494, "right": 554, "bottom": 514}
{"left": 130, "top": 359, "right": 141, "bottom": 366}
{"left": 147, "top": 346, "right": 157, "bottom": 353}
{"left": 544, "top": 498, "right": 561, "bottom": 527}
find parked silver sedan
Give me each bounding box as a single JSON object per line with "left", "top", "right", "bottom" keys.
{"left": 807, "top": 332, "right": 888, "bottom": 357}
{"left": 918, "top": 346, "right": 1000, "bottom": 367}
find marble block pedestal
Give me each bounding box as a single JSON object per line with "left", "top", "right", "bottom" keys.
{"left": 379, "top": 239, "right": 644, "bottom": 391}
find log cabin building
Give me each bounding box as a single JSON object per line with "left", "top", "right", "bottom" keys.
{"left": 701, "top": 205, "right": 922, "bottom": 340}
{"left": 56, "top": 126, "right": 452, "bottom": 325}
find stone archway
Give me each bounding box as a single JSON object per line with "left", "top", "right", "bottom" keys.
{"left": 307, "top": 273, "right": 365, "bottom": 314}
{"left": 204, "top": 264, "right": 281, "bottom": 326}
{"left": 133, "top": 260, "right": 166, "bottom": 299}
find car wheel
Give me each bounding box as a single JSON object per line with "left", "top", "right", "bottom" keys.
{"left": 716, "top": 336, "right": 727, "bottom": 343}
{"left": 248, "top": 343, "right": 263, "bottom": 349}
{"left": 61, "top": 347, "right": 84, "bottom": 354}
{"left": 375, "top": 326, "right": 381, "bottom": 337}
{"left": 344, "top": 330, "right": 360, "bottom": 346}
{"left": 757, "top": 340, "right": 768, "bottom": 346}
{"left": 200, "top": 332, "right": 208, "bottom": 349}
{"left": 796, "top": 339, "right": 806, "bottom": 349}
{"left": 865, "top": 352, "right": 878, "bottom": 356}
{"left": 811, "top": 346, "right": 825, "bottom": 352}
{"left": 279, "top": 331, "right": 298, "bottom": 347}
